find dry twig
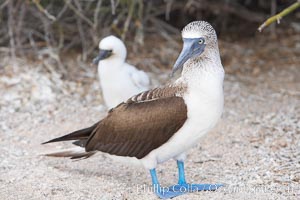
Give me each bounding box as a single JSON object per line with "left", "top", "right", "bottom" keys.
{"left": 32, "top": 0, "right": 56, "bottom": 21}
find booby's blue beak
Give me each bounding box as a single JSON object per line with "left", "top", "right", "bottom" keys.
{"left": 172, "top": 38, "right": 206, "bottom": 76}
{"left": 93, "top": 49, "right": 113, "bottom": 64}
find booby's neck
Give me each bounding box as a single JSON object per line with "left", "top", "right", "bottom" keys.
{"left": 98, "top": 56, "right": 125, "bottom": 70}
{"left": 179, "top": 47, "right": 224, "bottom": 90}
{"left": 183, "top": 48, "right": 223, "bottom": 74}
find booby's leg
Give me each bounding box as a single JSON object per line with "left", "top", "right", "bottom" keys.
{"left": 177, "top": 160, "right": 187, "bottom": 184}
{"left": 150, "top": 169, "right": 185, "bottom": 199}
{"left": 169, "top": 160, "right": 223, "bottom": 192}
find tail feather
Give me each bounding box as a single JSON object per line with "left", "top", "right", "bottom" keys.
{"left": 43, "top": 147, "right": 96, "bottom": 159}
{"left": 42, "top": 123, "right": 98, "bottom": 145}
{"left": 72, "top": 140, "right": 87, "bottom": 147}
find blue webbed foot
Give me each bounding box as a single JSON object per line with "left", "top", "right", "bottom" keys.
{"left": 149, "top": 161, "right": 223, "bottom": 199}
{"left": 150, "top": 169, "right": 187, "bottom": 199}
{"left": 169, "top": 183, "right": 223, "bottom": 192}
{"left": 168, "top": 160, "right": 223, "bottom": 193}
{"left": 153, "top": 184, "right": 186, "bottom": 199}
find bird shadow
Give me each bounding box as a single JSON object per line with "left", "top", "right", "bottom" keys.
{"left": 47, "top": 154, "right": 149, "bottom": 186}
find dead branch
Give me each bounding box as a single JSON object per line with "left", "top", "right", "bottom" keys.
{"left": 64, "top": 0, "right": 94, "bottom": 27}
{"left": 0, "top": 0, "right": 9, "bottom": 10}
{"left": 122, "top": 0, "right": 135, "bottom": 40}
{"left": 93, "top": 0, "right": 103, "bottom": 30}
{"left": 1, "top": 0, "right": 297, "bottom": 74}
{"left": 32, "top": 0, "right": 56, "bottom": 21}
{"left": 7, "top": 1, "right": 16, "bottom": 59}
{"left": 186, "top": 0, "right": 267, "bottom": 22}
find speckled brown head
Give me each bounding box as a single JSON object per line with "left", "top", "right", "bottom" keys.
{"left": 172, "top": 21, "right": 219, "bottom": 76}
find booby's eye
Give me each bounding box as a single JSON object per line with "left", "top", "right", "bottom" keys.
{"left": 198, "top": 38, "right": 205, "bottom": 44}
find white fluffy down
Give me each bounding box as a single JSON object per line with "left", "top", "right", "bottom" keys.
{"left": 97, "top": 36, "right": 150, "bottom": 109}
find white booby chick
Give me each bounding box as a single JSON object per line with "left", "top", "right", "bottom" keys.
{"left": 93, "top": 35, "right": 150, "bottom": 109}
{"left": 43, "top": 21, "right": 224, "bottom": 199}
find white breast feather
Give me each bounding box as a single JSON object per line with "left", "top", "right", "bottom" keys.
{"left": 141, "top": 64, "right": 224, "bottom": 169}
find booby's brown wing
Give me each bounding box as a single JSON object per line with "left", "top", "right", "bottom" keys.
{"left": 85, "top": 87, "right": 187, "bottom": 159}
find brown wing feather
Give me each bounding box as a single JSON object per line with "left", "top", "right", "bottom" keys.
{"left": 85, "top": 96, "right": 187, "bottom": 159}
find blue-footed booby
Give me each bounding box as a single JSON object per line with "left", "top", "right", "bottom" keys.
{"left": 43, "top": 21, "right": 224, "bottom": 199}
{"left": 93, "top": 35, "right": 150, "bottom": 109}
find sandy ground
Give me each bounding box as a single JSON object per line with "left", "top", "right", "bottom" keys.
{"left": 0, "top": 55, "right": 299, "bottom": 200}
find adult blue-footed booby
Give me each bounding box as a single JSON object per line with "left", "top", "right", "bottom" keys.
{"left": 93, "top": 35, "right": 150, "bottom": 109}
{"left": 43, "top": 21, "right": 224, "bottom": 199}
